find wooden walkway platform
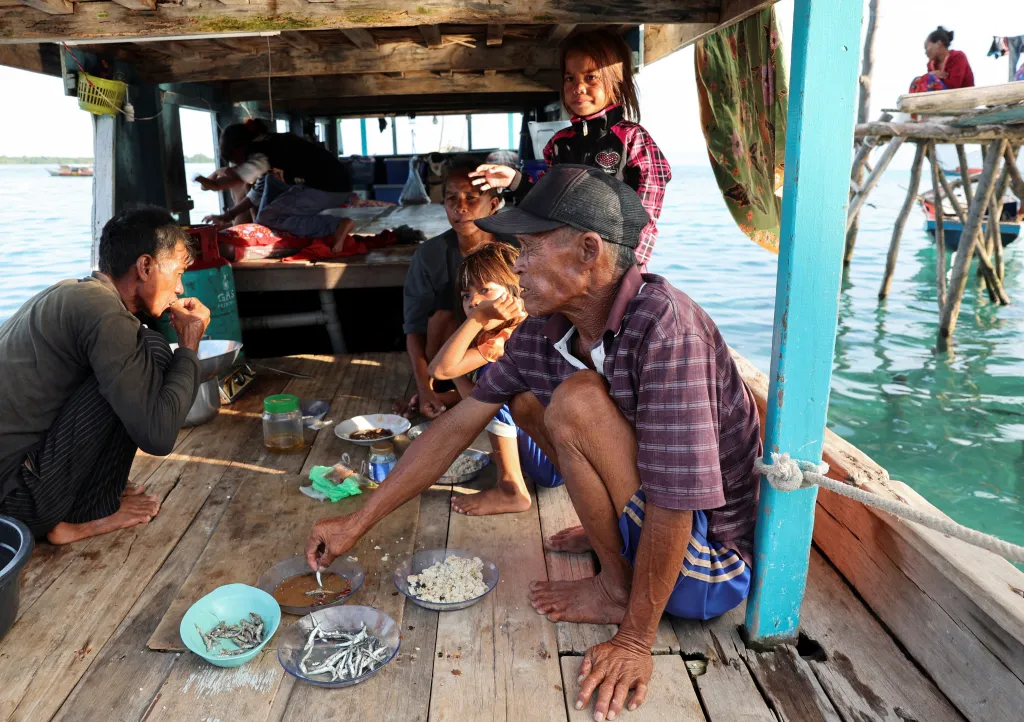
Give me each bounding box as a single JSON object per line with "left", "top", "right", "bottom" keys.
{"left": 0, "top": 353, "right": 964, "bottom": 722}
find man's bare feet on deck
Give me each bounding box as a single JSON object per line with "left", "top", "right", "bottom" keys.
{"left": 545, "top": 525, "right": 592, "bottom": 553}
{"left": 528, "top": 575, "right": 629, "bottom": 624}
{"left": 45, "top": 493, "right": 161, "bottom": 545}
{"left": 451, "top": 480, "right": 531, "bottom": 516}
{"left": 123, "top": 482, "right": 146, "bottom": 496}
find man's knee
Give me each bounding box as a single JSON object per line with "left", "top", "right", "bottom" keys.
{"left": 545, "top": 371, "right": 610, "bottom": 443}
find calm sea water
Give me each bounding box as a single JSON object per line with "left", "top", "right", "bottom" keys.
{"left": 1, "top": 161, "right": 1021, "bottom": 551}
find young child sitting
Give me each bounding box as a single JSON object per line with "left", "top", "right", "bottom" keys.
{"left": 428, "top": 243, "right": 563, "bottom": 516}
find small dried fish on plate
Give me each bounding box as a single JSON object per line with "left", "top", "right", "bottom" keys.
{"left": 195, "top": 612, "right": 265, "bottom": 657}
{"left": 298, "top": 622, "right": 391, "bottom": 682}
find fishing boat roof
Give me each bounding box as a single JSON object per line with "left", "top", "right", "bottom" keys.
{"left": 0, "top": 1, "right": 777, "bottom": 116}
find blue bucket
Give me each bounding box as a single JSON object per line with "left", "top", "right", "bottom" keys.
{"left": 0, "top": 515, "right": 33, "bottom": 641}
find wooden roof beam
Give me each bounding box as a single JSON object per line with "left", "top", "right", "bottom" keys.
{"left": 547, "top": 24, "right": 577, "bottom": 45}
{"left": 342, "top": 28, "right": 376, "bottom": 50}
{"left": 280, "top": 31, "right": 321, "bottom": 54}
{"left": 110, "top": 0, "right": 156, "bottom": 10}
{"left": 15, "top": 0, "right": 71, "bottom": 15}
{"left": 220, "top": 70, "right": 560, "bottom": 103}
{"left": 0, "top": 3, "right": 722, "bottom": 44}
{"left": 486, "top": 23, "right": 504, "bottom": 47}
{"left": 418, "top": 25, "right": 442, "bottom": 49}
{"left": 136, "top": 41, "right": 561, "bottom": 84}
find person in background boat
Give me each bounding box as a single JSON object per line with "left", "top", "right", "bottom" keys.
{"left": 470, "top": 29, "right": 672, "bottom": 269}
{"left": 910, "top": 26, "right": 975, "bottom": 93}
{"left": 195, "top": 119, "right": 356, "bottom": 254}
{"left": 429, "top": 243, "right": 564, "bottom": 516}
{"left": 0, "top": 208, "right": 209, "bottom": 545}
{"left": 306, "top": 167, "right": 760, "bottom": 721}
{"left": 204, "top": 166, "right": 255, "bottom": 225}
{"left": 398, "top": 157, "right": 504, "bottom": 420}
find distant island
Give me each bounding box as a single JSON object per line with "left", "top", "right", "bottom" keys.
{"left": 0, "top": 152, "right": 214, "bottom": 164}
{"left": 0, "top": 156, "right": 94, "bottom": 165}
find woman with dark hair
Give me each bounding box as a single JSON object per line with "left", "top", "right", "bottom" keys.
{"left": 910, "top": 26, "right": 975, "bottom": 93}
{"left": 195, "top": 119, "right": 356, "bottom": 253}
{"left": 470, "top": 29, "right": 671, "bottom": 269}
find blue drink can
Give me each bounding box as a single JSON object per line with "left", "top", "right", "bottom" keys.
{"left": 368, "top": 442, "right": 397, "bottom": 482}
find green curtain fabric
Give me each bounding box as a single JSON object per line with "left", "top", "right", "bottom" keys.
{"left": 696, "top": 8, "right": 789, "bottom": 254}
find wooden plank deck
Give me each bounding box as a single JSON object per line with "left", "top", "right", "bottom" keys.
{"left": 0, "top": 353, "right": 965, "bottom": 722}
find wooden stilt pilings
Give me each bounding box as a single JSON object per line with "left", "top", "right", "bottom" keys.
{"left": 927, "top": 143, "right": 946, "bottom": 310}
{"left": 938, "top": 141, "right": 1007, "bottom": 349}
{"left": 1004, "top": 144, "right": 1024, "bottom": 201}
{"left": 878, "top": 142, "right": 925, "bottom": 299}
{"left": 956, "top": 145, "right": 974, "bottom": 208}
{"left": 846, "top": 136, "right": 904, "bottom": 231}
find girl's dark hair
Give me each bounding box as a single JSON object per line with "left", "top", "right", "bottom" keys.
{"left": 560, "top": 30, "right": 640, "bottom": 122}
{"left": 456, "top": 243, "right": 521, "bottom": 299}
{"left": 927, "top": 26, "right": 954, "bottom": 47}
{"left": 219, "top": 118, "right": 270, "bottom": 162}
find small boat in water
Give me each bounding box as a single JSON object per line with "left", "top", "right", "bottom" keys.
{"left": 920, "top": 195, "right": 1021, "bottom": 251}
{"left": 46, "top": 165, "right": 93, "bottom": 177}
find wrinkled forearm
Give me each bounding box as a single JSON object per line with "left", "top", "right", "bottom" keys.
{"left": 617, "top": 503, "right": 692, "bottom": 649}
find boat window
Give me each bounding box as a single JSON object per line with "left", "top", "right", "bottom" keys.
{"left": 275, "top": 118, "right": 290, "bottom": 134}
{"left": 470, "top": 113, "right": 523, "bottom": 151}
{"left": 179, "top": 107, "right": 220, "bottom": 220}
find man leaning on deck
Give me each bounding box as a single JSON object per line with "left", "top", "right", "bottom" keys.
{"left": 0, "top": 207, "right": 210, "bottom": 545}
{"left": 305, "top": 166, "right": 761, "bottom": 721}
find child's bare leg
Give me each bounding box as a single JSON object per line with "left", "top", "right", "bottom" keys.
{"left": 452, "top": 432, "right": 531, "bottom": 516}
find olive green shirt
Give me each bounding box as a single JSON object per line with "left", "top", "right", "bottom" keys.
{"left": 0, "top": 273, "right": 200, "bottom": 496}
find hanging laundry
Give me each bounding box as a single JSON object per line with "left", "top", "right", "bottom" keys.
{"left": 695, "top": 7, "right": 788, "bottom": 253}
{"left": 988, "top": 36, "right": 1008, "bottom": 58}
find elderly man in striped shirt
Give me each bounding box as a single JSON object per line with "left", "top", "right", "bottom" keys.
{"left": 307, "top": 166, "right": 762, "bottom": 722}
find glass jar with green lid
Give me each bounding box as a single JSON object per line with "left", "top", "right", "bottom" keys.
{"left": 263, "top": 394, "right": 303, "bottom": 452}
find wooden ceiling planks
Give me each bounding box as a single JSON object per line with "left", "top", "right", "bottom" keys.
{"left": 0, "top": 0, "right": 723, "bottom": 43}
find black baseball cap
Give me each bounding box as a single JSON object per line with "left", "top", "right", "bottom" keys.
{"left": 475, "top": 165, "right": 650, "bottom": 248}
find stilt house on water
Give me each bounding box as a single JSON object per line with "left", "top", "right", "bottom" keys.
{"left": 1, "top": 2, "right": 1023, "bottom": 721}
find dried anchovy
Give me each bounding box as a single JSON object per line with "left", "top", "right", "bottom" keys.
{"left": 298, "top": 622, "right": 391, "bottom": 682}
{"left": 195, "top": 612, "right": 265, "bottom": 657}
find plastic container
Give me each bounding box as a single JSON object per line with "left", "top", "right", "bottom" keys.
{"left": 367, "top": 442, "right": 397, "bottom": 483}
{"left": 263, "top": 394, "right": 304, "bottom": 452}
{"left": 277, "top": 605, "right": 401, "bottom": 688}
{"left": 372, "top": 184, "right": 404, "bottom": 204}
{"left": 77, "top": 72, "right": 126, "bottom": 116}
{"left": 393, "top": 549, "right": 499, "bottom": 612}
{"left": 0, "top": 515, "right": 33, "bottom": 642}
{"left": 385, "top": 157, "right": 411, "bottom": 185}
{"left": 256, "top": 556, "right": 365, "bottom": 615}
{"left": 179, "top": 583, "right": 281, "bottom": 668}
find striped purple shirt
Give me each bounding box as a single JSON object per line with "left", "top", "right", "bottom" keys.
{"left": 472, "top": 266, "right": 761, "bottom": 557}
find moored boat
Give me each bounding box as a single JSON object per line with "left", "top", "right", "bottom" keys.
{"left": 46, "top": 164, "right": 94, "bottom": 177}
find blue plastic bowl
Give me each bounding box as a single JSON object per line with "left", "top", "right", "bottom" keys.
{"left": 179, "top": 583, "right": 281, "bottom": 668}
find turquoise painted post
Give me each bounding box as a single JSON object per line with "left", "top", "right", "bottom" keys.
{"left": 508, "top": 113, "right": 515, "bottom": 149}
{"left": 360, "top": 118, "right": 368, "bottom": 156}
{"left": 745, "top": 0, "right": 864, "bottom": 644}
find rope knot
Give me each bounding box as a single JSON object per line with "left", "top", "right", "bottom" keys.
{"left": 755, "top": 453, "right": 829, "bottom": 492}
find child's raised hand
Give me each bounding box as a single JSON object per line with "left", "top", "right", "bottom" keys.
{"left": 473, "top": 292, "right": 527, "bottom": 327}
{"left": 469, "top": 164, "right": 518, "bottom": 191}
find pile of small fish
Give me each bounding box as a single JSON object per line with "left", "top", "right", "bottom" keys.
{"left": 195, "top": 612, "right": 265, "bottom": 657}
{"left": 298, "top": 621, "right": 391, "bottom": 682}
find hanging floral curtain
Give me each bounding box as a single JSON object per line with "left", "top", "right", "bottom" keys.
{"left": 696, "top": 8, "right": 789, "bottom": 254}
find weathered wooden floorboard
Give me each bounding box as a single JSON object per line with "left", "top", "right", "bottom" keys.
{"left": 427, "top": 478, "right": 564, "bottom": 722}
{"left": 673, "top": 607, "right": 781, "bottom": 722}
{"left": 535, "top": 484, "right": 680, "bottom": 655}
{"left": 0, "top": 363, "right": 306, "bottom": 722}
{"left": 560, "top": 655, "right": 705, "bottom": 721}
{"left": 812, "top": 503, "right": 986, "bottom": 721}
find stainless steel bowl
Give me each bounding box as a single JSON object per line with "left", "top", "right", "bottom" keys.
{"left": 438, "top": 449, "right": 490, "bottom": 485}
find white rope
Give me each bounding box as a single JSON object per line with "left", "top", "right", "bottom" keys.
{"left": 756, "top": 452, "right": 1024, "bottom": 563}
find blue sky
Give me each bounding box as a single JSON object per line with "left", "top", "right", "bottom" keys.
{"left": 0, "top": 0, "right": 1019, "bottom": 168}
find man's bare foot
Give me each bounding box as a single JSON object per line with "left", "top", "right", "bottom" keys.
{"left": 45, "top": 493, "right": 162, "bottom": 545}
{"left": 528, "top": 574, "right": 630, "bottom": 624}
{"left": 122, "top": 482, "right": 146, "bottom": 496}
{"left": 452, "top": 480, "right": 531, "bottom": 516}
{"left": 546, "top": 525, "right": 592, "bottom": 553}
